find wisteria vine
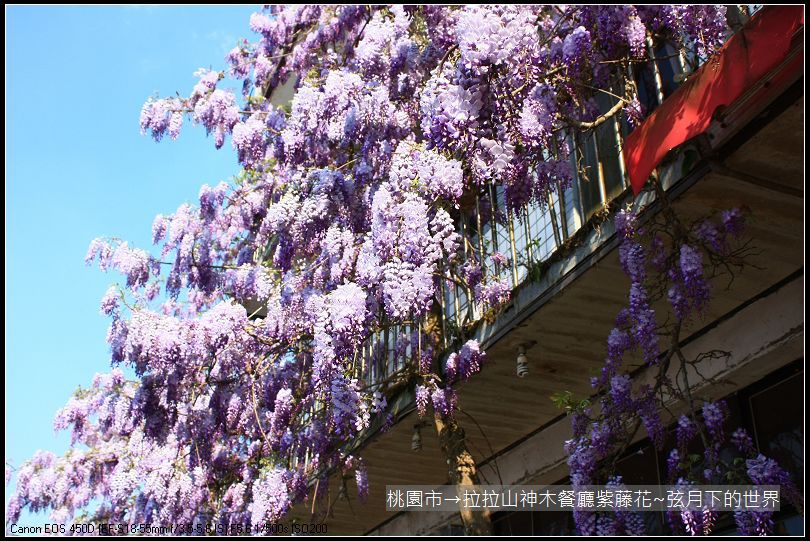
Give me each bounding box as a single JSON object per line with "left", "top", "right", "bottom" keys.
{"left": 9, "top": 4, "right": 790, "bottom": 535}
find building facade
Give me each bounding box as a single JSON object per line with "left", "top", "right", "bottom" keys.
{"left": 279, "top": 7, "right": 804, "bottom": 535}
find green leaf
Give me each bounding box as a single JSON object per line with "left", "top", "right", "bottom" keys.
{"left": 550, "top": 390, "right": 573, "bottom": 409}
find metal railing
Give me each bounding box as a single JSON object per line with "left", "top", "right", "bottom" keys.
{"left": 350, "top": 36, "right": 709, "bottom": 392}
{"left": 288, "top": 11, "right": 769, "bottom": 486}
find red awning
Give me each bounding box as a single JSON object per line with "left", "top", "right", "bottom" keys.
{"left": 623, "top": 6, "right": 805, "bottom": 194}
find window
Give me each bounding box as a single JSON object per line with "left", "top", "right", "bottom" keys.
{"left": 489, "top": 361, "right": 804, "bottom": 536}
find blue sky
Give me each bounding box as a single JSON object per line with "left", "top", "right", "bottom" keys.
{"left": 6, "top": 5, "right": 257, "bottom": 522}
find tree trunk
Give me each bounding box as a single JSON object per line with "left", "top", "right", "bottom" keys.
{"left": 433, "top": 413, "right": 493, "bottom": 535}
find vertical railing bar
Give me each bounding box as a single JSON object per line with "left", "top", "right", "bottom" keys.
{"left": 383, "top": 320, "right": 389, "bottom": 380}
{"left": 368, "top": 334, "right": 373, "bottom": 384}
{"left": 376, "top": 329, "right": 381, "bottom": 384}
{"left": 392, "top": 324, "right": 397, "bottom": 374}
{"left": 370, "top": 331, "right": 375, "bottom": 384}
{"left": 407, "top": 322, "right": 412, "bottom": 372}
{"left": 460, "top": 212, "right": 475, "bottom": 321}
{"left": 417, "top": 318, "right": 422, "bottom": 375}
{"left": 550, "top": 144, "right": 570, "bottom": 240}
{"left": 545, "top": 139, "right": 562, "bottom": 249}
{"left": 404, "top": 322, "right": 409, "bottom": 371}
{"left": 376, "top": 326, "right": 381, "bottom": 382}
{"left": 523, "top": 202, "right": 534, "bottom": 264}
{"left": 439, "top": 271, "right": 448, "bottom": 350}
{"left": 572, "top": 131, "right": 588, "bottom": 223}
{"left": 546, "top": 192, "right": 562, "bottom": 248}
{"left": 453, "top": 279, "right": 462, "bottom": 330}
{"left": 475, "top": 195, "right": 486, "bottom": 281}
{"left": 467, "top": 286, "right": 476, "bottom": 323}
{"left": 409, "top": 322, "right": 413, "bottom": 371}
{"left": 368, "top": 329, "right": 373, "bottom": 384}
{"left": 487, "top": 182, "right": 501, "bottom": 277}
{"left": 357, "top": 341, "right": 362, "bottom": 381}
{"left": 646, "top": 33, "right": 665, "bottom": 105}
{"left": 557, "top": 181, "right": 569, "bottom": 239}
{"left": 388, "top": 325, "right": 393, "bottom": 379}
{"left": 351, "top": 344, "right": 357, "bottom": 380}
{"left": 410, "top": 316, "right": 416, "bottom": 366}
{"left": 458, "top": 213, "right": 467, "bottom": 324}
{"left": 613, "top": 113, "right": 630, "bottom": 189}
{"left": 380, "top": 330, "right": 384, "bottom": 382}
{"left": 403, "top": 323, "right": 410, "bottom": 372}
{"left": 677, "top": 46, "right": 688, "bottom": 74}
{"left": 474, "top": 194, "right": 486, "bottom": 318}
{"left": 364, "top": 338, "right": 369, "bottom": 382}
{"left": 364, "top": 340, "right": 370, "bottom": 381}
{"left": 592, "top": 130, "right": 609, "bottom": 207}
{"left": 451, "top": 211, "right": 462, "bottom": 327}
{"left": 460, "top": 213, "right": 469, "bottom": 262}
{"left": 407, "top": 323, "right": 412, "bottom": 372}
{"left": 506, "top": 208, "right": 520, "bottom": 287}
{"left": 368, "top": 329, "right": 380, "bottom": 383}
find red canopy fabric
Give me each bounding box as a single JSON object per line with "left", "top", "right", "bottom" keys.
{"left": 623, "top": 6, "right": 805, "bottom": 194}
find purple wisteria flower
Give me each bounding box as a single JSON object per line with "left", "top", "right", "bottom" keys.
{"left": 676, "top": 6, "right": 728, "bottom": 59}
{"left": 666, "top": 449, "right": 682, "bottom": 480}
{"left": 745, "top": 454, "right": 803, "bottom": 510}
{"left": 193, "top": 89, "right": 240, "bottom": 149}
{"left": 608, "top": 476, "right": 647, "bottom": 535}
{"left": 232, "top": 114, "right": 268, "bottom": 168}
{"left": 615, "top": 209, "right": 637, "bottom": 238}
{"left": 355, "top": 460, "right": 369, "bottom": 504}
{"left": 475, "top": 278, "right": 511, "bottom": 310}
{"left": 721, "top": 208, "right": 745, "bottom": 237}
{"left": 250, "top": 469, "right": 291, "bottom": 524}
{"left": 701, "top": 401, "right": 727, "bottom": 442}
{"left": 461, "top": 260, "right": 483, "bottom": 289}
{"left": 415, "top": 385, "right": 430, "bottom": 417}
{"left": 430, "top": 387, "right": 457, "bottom": 417}
{"left": 609, "top": 374, "right": 633, "bottom": 411}
{"left": 562, "top": 26, "right": 592, "bottom": 69}
{"left": 623, "top": 96, "right": 645, "bottom": 128}
{"left": 676, "top": 414, "right": 698, "bottom": 448}
{"left": 99, "top": 286, "right": 119, "bottom": 316}
{"left": 490, "top": 251, "right": 508, "bottom": 268}
{"left": 730, "top": 428, "right": 757, "bottom": 457}
{"left": 445, "top": 340, "right": 486, "bottom": 383}
{"left": 669, "top": 244, "right": 710, "bottom": 321}
{"left": 520, "top": 84, "right": 557, "bottom": 150}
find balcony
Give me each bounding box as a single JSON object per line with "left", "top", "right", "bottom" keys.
{"left": 281, "top": 7, "right": 804, "bottom": 534}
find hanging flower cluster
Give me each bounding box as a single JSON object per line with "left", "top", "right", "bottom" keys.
{"left": 564, "top": 206, "right": 802, "bottom": 535}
